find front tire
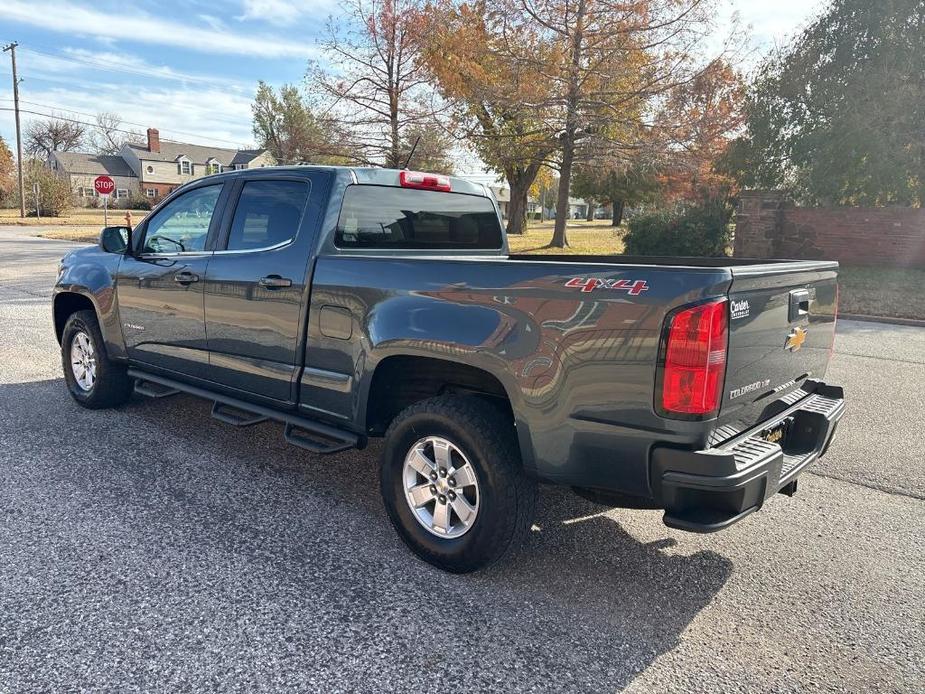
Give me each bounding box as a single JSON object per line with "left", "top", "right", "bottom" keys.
{"left": 380, "top": 395, "right": 536, "bottom": 573}
{"left": 61, "top": 310, "right": 133, "bottom": 409}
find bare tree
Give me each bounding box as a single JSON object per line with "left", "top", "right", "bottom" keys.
{"left": 309, "top": 0, "right": 446, "bottom": 168}
{"left": 25, "top": 115, "right": 85, "bottom": 159}
{"left": 90, "top": 112, "right": 143, "bottom": 156}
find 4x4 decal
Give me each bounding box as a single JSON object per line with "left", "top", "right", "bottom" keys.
{"left": 564, "top": 277, "right": 650, "bottom": 295}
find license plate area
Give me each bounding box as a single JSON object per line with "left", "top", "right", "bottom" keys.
{"left": 759, "top": 416, "right": 794, "bottom": 446}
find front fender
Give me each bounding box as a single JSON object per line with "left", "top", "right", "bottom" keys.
{"left": 54, "top": 248, "right": 126, "bottom": 360}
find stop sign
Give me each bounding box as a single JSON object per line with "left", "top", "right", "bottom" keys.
{"left": 94, "top": 175, "right": 115, "bottom": 196}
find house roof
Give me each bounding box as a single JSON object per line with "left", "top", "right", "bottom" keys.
{"left": 125, "top": 141, "right": 243, "bottom": 166}
{"left": 231, "top": 149, "right": 267, "bottom": 165}
{"left": 52, "top": 152, "right": 136, "bottom": 178}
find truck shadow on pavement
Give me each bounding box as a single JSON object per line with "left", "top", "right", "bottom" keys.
{"left": 1, "top": 378, "right": 732, "bottom": 692}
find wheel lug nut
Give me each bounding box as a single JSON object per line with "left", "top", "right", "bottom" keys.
{"left": 438, "top": 495, "right": 447, "bottom": 504}
{"left": 439, "top": 469, "right": 447, "bottom": 478}
{"left": 448, "top": 491, "right": 456, "bottom": 500}
{"left": 448, "top": 477, "right": 456, "bottom": 487}
{"left": 429, "top": 485, "right": 437, "bottom": 494}
{"left": 429, "top": 472, "right": 437, "bottom": 480}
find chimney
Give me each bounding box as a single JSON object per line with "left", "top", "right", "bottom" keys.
{"left": 147, "top": 128, "right": 160, "bottom": 153}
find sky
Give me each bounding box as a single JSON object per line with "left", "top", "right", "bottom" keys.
{"left": 0, "top": 0, "right": 827, "bottom": 159}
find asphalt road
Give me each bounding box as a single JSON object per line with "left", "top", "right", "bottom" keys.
{"left": 1, "top": 226, "right": 922, "bottom": 693}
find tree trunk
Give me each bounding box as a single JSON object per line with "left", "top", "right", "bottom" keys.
{"left": 551, "top": 140, "right": 574, "bottom": 248}
{"left": 585, "top": 202, "right": 595, "bottom": 222}
{"left": 551, "top": 0, "right": 586, "bottom": 249}
{"left": 387, "top": 60, "right": 400, "bottom": 168}
{"left": 506, "top": 178, "right": 530, "bottom": 235}
{"left": 504, "top": 162, "right": 543, "bottom": 236}
{"left": 612, "top": 199, "right": 624, "bottom": 226}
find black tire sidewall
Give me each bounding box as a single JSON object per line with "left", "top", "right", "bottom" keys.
{"left": 62, "top": 313, "right": 99, "bottom": 404}
{"left": 61, "top": 310, "right": 130, "bottom": 409}
{"left": 380, "top": 398, "right": 526, "bottom": 572}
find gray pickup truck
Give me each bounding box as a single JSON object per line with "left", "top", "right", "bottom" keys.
{"left": 53, "top": 166, "right": 845, "bottom": 572}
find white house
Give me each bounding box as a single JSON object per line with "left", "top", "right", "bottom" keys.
{"left": 48, "top": 151, "right": 139, "bottom": 204}
{"left": 120, "top": 129, "right": 275, "bottom": 201}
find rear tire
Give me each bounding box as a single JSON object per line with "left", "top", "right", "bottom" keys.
{"left": 380, "top": 395, "right": 536, "bottom": 573}
{"left": 61, "top": 310, "right": 133, "bottom": 409}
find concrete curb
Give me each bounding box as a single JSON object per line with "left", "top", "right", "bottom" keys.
{"left": 840, "top": 313, "right": 925, "bottom": 328}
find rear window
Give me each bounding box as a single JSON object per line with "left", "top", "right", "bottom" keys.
{"left": 335, "top": 185, "right": 503, "bottom": 249}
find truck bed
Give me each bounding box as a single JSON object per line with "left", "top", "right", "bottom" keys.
{"left": 508, "top": 253, "right": 837, "bottom": 271}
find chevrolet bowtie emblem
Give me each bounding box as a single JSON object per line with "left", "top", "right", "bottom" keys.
{"left": 785, "top": 326, "right": 808, "bottom": 352}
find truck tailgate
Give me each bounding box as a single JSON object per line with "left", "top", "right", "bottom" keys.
{"left": 717, "top": 260, "right": 839, "bottom": 437}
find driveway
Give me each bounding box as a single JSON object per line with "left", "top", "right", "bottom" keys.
{"left": 0, "top": 226, "right": 922, "bottom": 692}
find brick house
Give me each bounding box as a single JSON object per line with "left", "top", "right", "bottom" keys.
{"left": 120, "top": 129, "right": 275, "bottom": 201}
{"left": 48, "top": 151, "right": 139, "bottom": 205}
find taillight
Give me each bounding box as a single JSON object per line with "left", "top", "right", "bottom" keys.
{"left": 660, "top": 300, "right": 728, "bottom": 417}
{"left": 399, "top": 170, "right": 451, "bottom": 192}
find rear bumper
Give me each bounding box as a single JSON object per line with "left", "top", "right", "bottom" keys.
{"left": 650, "top": 383, "right": 845, "bottom": 533}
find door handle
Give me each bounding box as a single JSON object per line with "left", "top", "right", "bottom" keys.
{"left": 258, "top": 275, "right": 292, "bottom": 289}
{"left": 174, "top": 271, "right": 200, "bottom": 284}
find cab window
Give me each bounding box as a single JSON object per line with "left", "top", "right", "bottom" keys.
{"left": 142, "top": 185, "right": 222, "bottom": 254}
{"left": 335, "top": 185, "right": 503, "bottom": 249}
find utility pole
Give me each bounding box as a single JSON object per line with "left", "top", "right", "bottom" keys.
{"left": 3, "top": 42, "right": 26, "bottom": 218}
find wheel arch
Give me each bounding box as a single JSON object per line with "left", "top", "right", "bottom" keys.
{"left": 53, "top": 291, "right": 97, "bottom": 344}
{"left": 361, "top": 353, "right": 536, "bottom": 472}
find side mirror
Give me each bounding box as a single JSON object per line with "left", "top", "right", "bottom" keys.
{"left": 100, "top": 226, "right": 130, "bottom": 254}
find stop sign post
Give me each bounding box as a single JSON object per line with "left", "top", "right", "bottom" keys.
{"left": 94, "top": 175, "right": 115, "bottom": 226}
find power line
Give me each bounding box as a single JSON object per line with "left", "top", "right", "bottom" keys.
{"left": 0, "top": 97, "right": 247, "bottom": 148}
{"left": 0, "top": 106, "right": 253, "bottom": 152}
{"left": 0, "top": 39, "right": 254, "bottom": 148}
{"left": 12, "top": 42, "right": 239, "bottom": 87}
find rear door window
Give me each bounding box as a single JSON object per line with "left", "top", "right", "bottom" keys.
{"left": 335, "top": 185, "right": 502, "bottom": 249}
{"left": 226, "top": 180, "right": 310, "bottom": 251}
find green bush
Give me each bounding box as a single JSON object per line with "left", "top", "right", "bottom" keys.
{"left": 623, "top": 197, "right": 732, "bottom": 257}
{"left": 23, "top": 162, "right": 72, "bottom": 217}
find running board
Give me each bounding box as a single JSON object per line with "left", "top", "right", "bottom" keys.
{"left": 134, "top": 379, "right": 181, "bottom": 399}
{"left": 285, "top": 423, "right": 355, "bottom": 454}
{"left": 211, "top": 402, "right": 268, "bottom": 427}
{"left": 127, "top": 368, "right": 363, "bottom": 454}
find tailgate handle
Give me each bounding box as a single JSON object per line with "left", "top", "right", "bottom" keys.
{"left": 789, "top": 289, "right": 811, "bottom": 322}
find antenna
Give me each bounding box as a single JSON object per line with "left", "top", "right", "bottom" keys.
{"left": 402, "top": 136, "right": 421, "bottom": 170}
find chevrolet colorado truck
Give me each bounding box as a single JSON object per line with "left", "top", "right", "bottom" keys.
{"left": 53, "top": 166, "right": 845, "bottom": 573}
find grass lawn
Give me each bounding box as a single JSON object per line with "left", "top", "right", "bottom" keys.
{"left": 13, "top": 210, "right": 623, "bottom": 248}
{"left": 836, "top": 266, "right": 925, "bottom": 321}
{"left": 9, "top": 206, "right": 919, "bottom": 321}
{"left": 0, "top": 207, "right": 150, "bottom": 243}
{"left": 507, "top": 219, "right": 625, "bottom": 254}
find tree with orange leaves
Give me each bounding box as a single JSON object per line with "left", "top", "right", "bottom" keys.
{"left": 490, "top": 0, "right": 728, "bottom": 247}
{"left": 0, "top": 136, "right": 15, "bottom": 207}
{"left": 656, "top": 58, "right": 745, "bottom": 203}
{"left": 420, "top": 1, "right": 557, "bottom": 235}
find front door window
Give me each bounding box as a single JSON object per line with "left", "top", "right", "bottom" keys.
{"left": 142, "top": 185, "right": 221, "bottom": 254}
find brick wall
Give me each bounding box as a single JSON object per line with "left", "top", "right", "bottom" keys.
{"left": 734, "top": 190, "right": 925, "bottom": 267}
{"left": 140, "top": 182, "right": 179, "bottom": 201}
